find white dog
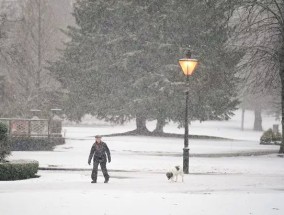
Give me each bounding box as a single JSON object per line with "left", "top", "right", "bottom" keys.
{"left": 166, "top": 166, "right": 184, "bottom": 182}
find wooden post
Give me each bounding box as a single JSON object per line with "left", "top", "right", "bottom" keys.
{"left": 273, "top": 124, "right": 279, "bottom": 133}
{"left": 28, "top": 120, "right": 31, "bottom": 138}
{"left": 241, "top": 108, "right": 245, "bottom": 131}
{"left": 9, "top": 120, "right": 13, "bottom": 136}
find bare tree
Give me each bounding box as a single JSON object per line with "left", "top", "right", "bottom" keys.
{"left": 0, "top": 0, "right": 71, "bottom": 116}
{"left": 229, "top": 0, "right": 284, "bottom": 153}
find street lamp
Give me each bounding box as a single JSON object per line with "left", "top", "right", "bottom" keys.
{"left": 178, "top": 48, "right": 198, "bottom": 174}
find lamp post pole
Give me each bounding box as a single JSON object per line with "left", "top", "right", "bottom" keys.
{"left": 183, "top": 73, "right": 190, "bottom": 174}
{"left": 178, "top": 47, "right": 198, "bottom": 174}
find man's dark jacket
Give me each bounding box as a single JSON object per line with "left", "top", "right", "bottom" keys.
{"left": 88, "top": 142, "right": 111, "bottom": 163}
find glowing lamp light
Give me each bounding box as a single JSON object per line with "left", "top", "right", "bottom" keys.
{"left": 178, "top": 58, "right": 198, "bottom": 76}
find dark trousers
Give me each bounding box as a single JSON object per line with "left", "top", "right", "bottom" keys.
{"left": 91, "top": 160, "right": 109, "bottom": 181}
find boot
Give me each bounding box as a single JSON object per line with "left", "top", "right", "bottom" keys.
{"left": 104, "top": 176, "right": 109, "bottom": 183}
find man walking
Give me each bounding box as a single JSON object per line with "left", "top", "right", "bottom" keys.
{"left": 88, "top": 135, "right": 111, "bottom": 183}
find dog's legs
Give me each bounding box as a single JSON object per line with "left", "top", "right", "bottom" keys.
{"left": 182, "top": 174, "right": 184, "bottom": 182}
{"left": 175, "top": 175, "right": 178, "bottom": 182}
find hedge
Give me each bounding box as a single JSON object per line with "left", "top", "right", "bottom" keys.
{"left": 0, "top": 160, "right": 39, "bottom": 181}
{"left": 10, "top": 137, "right": 65, "bottom": 151}
{"left": 260, "top": 129, "right": 282, "bottom": 145}
{"left": 0, "top": 122, "right": 10, "bottom": 161}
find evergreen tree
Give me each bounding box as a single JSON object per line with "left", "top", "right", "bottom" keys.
{"left": 49, "top": 0, "right": 241, "bottom": 133}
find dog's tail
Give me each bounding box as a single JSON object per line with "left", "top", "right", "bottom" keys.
{"left": 175, "top": 166, "right": 180, "bottom": 171}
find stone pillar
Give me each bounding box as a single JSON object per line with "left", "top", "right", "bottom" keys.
{"left": 0, "top": 75, "right": 5, "bottom": 101}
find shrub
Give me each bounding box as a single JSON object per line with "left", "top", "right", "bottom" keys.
{"left": 0, "top": 160, "right": 39, "bottom": 181}
{"left": 260, "top": 129, "right": 282, "bottom": 145}
{"left": 0, "top": 122, "right": 10, "bottom": 162}
{"left": 10, "top": 137, "right": 65, "bottom": 151}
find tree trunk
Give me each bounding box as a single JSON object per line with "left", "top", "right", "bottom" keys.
{"left": 241, "top": 108, "right": 245, "bottom": 131}
{"left": 254, "top": 107, "right": 263, "bottom": 131}
{"left": 279, "top": 69, "right": 284, "bottom": 153}
{"left": 153, "top": 117, "right": 166, "bottom": 134}
{"left": 36, "top": 0, "right": 42, "bottom": 92}
{"left": 135, "top": 114, "right": 149, "bottom": 134}
{"left": 278, "top": 43, "right": 284, "bottom": 154}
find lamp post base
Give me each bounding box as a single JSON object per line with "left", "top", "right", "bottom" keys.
{"left": 183, "top": 147, "right": 190, "bottom": 174}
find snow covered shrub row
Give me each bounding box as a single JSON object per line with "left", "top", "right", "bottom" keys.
{"left": 0, "top": 160, "right": 39, "bottom": 181}
{"left": 260, "top": 129, "right": 282, "bottom": 145}
{"left": 11, "top": 137, "right": 64, "bottom": 151}
{"left": 0, "top": 122, "right": 10, "bottom": 162}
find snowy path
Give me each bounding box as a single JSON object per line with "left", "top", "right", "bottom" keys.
{"left": 2, "top": 137, "right": 284, "bottom": 215}
{"left": 10, "top": 134, "right": 280, "bottom": 171}
{"left": 9, "top": 111, "right": 281, "bottom": 170}
{"left": 1, "top": 169, "right": 284, "bottom": 215}
{"left": 1, "top": 111, "right": 284, "bottom": 215}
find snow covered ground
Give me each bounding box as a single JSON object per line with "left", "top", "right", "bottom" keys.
{"left": 0, "top": 110, "right": 283, "bottom": 215}
{"left": 66, "top": 109, "right": 281, "bottom": 141}
{"left": 1, "top": 168, "right": 284, "bottom": 215}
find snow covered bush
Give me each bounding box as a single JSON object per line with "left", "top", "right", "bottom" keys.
{"left": 0, "top": 160, "right": 39, "bottom": 181}
{"left": 260, "top": 129, "right": 282, "bottom": 145}
{"left": 11, "top": 137, "right": 57, "bottom": 151}
{"left": 0, "top": 122, "right": 10, "bottom": 162}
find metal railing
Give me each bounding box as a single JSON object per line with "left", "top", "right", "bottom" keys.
{"left": 0, "top": 118, "right": 62, "bottom": 138}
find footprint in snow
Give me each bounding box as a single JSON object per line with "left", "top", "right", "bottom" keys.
{"left": 272, "top": 208, "right": 279, "bottom": 210}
